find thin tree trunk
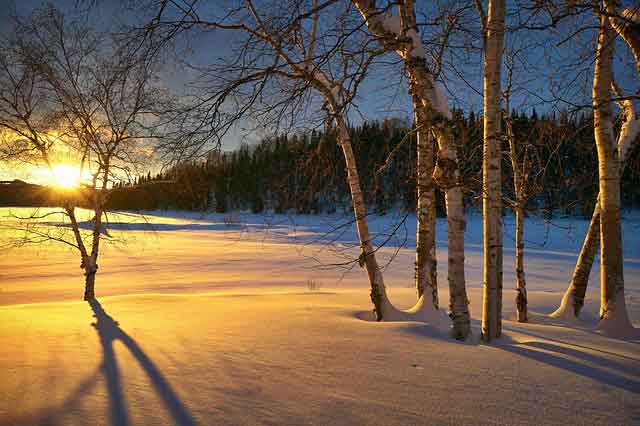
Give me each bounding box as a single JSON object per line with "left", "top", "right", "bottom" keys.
{"left": 514, "top": 205, "right": 527, "bottom": 322}
{"left": 352, "top": 0, "right": 439, "bottom": 310}
{"left": 481, "top": 0, "right": 505, "bottom": 342}
{"left": 505, "top": 113, "right": 528, "bottom": 322}
{"left": 553, "top": 204, "right": 600, "bottom": 318}
{"left": 414, "top": 97, "right": 438, "bottom": 308}
{"left": 554, "top": 1, "right": 640, "bottom": 321}
{"left": 592, "top": 15, "right": 632, "bottom": 332}
{"left": 334, "top": 114, "right": 391, "bottom": 320}
{"left": 433, "top": 124, "right": 471, "bottom": 339}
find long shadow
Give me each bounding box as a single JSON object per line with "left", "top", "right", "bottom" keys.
{"left": 89, "top": 300, "right": 196, "bottom": 426}
{"left": 5, "top": 368, "right": 101, "bottom": 426}
{"left": 394, "top": 317, "right": 639, "bottom": 394}
{"left": 497, "top": 340, "right": 640, "bottom": 394}
{"left": 502, "top": 325, "right": 640, "bottom": 364}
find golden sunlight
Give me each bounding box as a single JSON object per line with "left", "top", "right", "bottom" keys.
{"left": 35, "top": 165, "right": 86, "bottom": 189}
{"left": 51, "top": 165, "right": 82, "bottom": 188}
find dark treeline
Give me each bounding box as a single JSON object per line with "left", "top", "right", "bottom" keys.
{"left": 102, "top": 109, "right": 640, "bottom": 217}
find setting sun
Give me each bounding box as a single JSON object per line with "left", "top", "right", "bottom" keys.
{"left": 32, "top": 164, "right": 87, "bottom": 189}
{"left": 51, "top": 165, "right": 81, "bottom": 188}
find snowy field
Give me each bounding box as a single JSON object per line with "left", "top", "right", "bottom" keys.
{"left": 0, "top": 208, "right": 639, "bottom": 425}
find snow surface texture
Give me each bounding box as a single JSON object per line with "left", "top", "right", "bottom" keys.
{"left": 0, "top": 208, "right": 639, "bottom": 425}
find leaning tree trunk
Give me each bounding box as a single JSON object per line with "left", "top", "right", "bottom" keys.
{"left": 334, "top": 113, "right": 391, "bottom": 320}
{"left": 592, "top": 16, "right": 632, "bottom": 332}
{"left": 351, "top": 0, "right": 439, "bottom": 310}
{"left": 433, "top": 124, "right": 471, "bottom": 339}
{"left": 553, "top": 204, "right": 600, "bottom": 318}
{"left": 481, "top": 0, "right": 505, "bottom": 342}
{"left": 554, "top": 2, "right": 640, "bottom": 321}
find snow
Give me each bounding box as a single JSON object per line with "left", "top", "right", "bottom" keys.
{"left": 371, "top": 13, "right": 450, "bottom": 118}
{"left": 433, "top": 79, "right": 452, "bottom": 120}
{"left": 620, "top": 117, "right": 640, "bottom": 159}
{"left": 379, "top": 15, "right": 425, "bottom": 58}
{"left": 0, "top": 208, "right": 639, "bottom": 425}
{"left": 595, "top": 291, "right": 637, "bottom": 338}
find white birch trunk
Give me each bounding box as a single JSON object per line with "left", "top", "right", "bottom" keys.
{"left": 350, "top": 0, "right": 472, "bottom": 333}
{"left": 352, "top": 0, "right": 440, "bottom": 310}
{"left": 481, "top": 0, "right": 505, "bottom": 342}
{"left": 433, "top": 124, "right": 471, "bottom": 339}
{"left": 505, "top": 115, "right": 528, "bottom": 322}
{"left": 332, "top": 111, "right": 447, "bottom": 325}
{"left": 553, "top": 206, "right": 600, "bottom": 319}
{"left": 413, "top": 89, "right": 438, "bottom": 309}
{"left": 591, "top": 16, "right": 633, "bottom": 335}
{"left": 333, "top": 113, "right": 393, "bottom": 320}
{"left": 553, "top": 9, "right": 640, "bottom": 321}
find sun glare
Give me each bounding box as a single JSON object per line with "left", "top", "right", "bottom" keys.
{"left": 49, "top": 165, "right": 82, "bottom": 189}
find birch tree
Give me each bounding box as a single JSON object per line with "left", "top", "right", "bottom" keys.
{"left": 352, "top": 0, "right": 470, "bottom": 338}
{"left": 0, "top": 6, "right": 164, "bottom": 300}
{"left": 502, "top": 57, "right": 527, "bottom": 322}
{"left": 476, "top": 0, "right": 505, "bottom": 342}
{"left": 139, "top": 0, "right": 453, "bottom": 326}
{"left": 553, "top": 3, "right": 639, "bottom": 327}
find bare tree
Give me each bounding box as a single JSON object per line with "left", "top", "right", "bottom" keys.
{"left": 353, "top": 0, "right": 471, "bottom": 338}
{"left": 136, "top": 0, "right": 456, "bottom": 325}
{"left": 553, "top": 2, "right": 638, "bottom": 335}
{"left": 0, "top": 6, "right": 166, "bottom": 300}
{"left": 501, "top": 49, "right": 531, "bottom": 323}
{"left": 475, "top": 0, "right": 505, "bottom": 342}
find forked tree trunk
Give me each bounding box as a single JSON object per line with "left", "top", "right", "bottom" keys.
{"left": 352, "top": 0, "right": 439, "bottom": 310}
{"left": 554, "top": 2, "right": 640, "bottom": 322}
{"left": 350, "top": 0, "right": 466, "bottom": 329}
{"left": 592, "top": 17, "right": 632, "bottom": 332}
{"left": 433, "top": 124, "right": 471, "bottom": 339}
{"left": 334, "top": 114, "right": 391, "bottom": 320}
{"left": 481, "top": 0, "right": 505, "bottom": 342}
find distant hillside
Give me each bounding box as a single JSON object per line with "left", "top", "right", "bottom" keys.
{"left": 0, "top": 180, "right": 90, "bottom": 208}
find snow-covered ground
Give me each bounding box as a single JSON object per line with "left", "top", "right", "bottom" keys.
{"left": 0, "top": 208, "right": 638, "bottom": 425}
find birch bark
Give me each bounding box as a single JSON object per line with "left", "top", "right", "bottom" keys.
{"left": 591, "top": 15, "right": 633, "bottom": 332}
{"left": 433, "top": 124, "right": 471, "bottom": 338}
{"left": 481, "top": 0, "right": 505, "bottom": 342}
{"left": 351, "top": 0, "right": 440, "bottom": 308}
{"left": 505, "top": 114, "right": 527, "bottom": 322}
{"left": 334, "top": 112, "right": 393, "bottom": 320}
{"left": 352, "top": 0, "right": 471, "bottom": 337}
{"left": 553, "top": 4, "right": 640, "bottom": 320}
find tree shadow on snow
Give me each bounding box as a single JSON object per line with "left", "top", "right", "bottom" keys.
{"left": 7, "top": 367, "right": 102, "bottom": 426}
{"left": 382, "top": 316, "right": 638, "bottom": 394}
{"left": 6, "top": 301, "right": 196, "bottom": 426}
{"left": 88, "top": 299, "right": 196, "bottom": 426}
{"left": 494, "top": 335, "right": 639, "bottom": 394}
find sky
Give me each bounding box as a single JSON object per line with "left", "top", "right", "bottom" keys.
{"left": 0, "top": 0, "right": 637, "bottom": 184}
